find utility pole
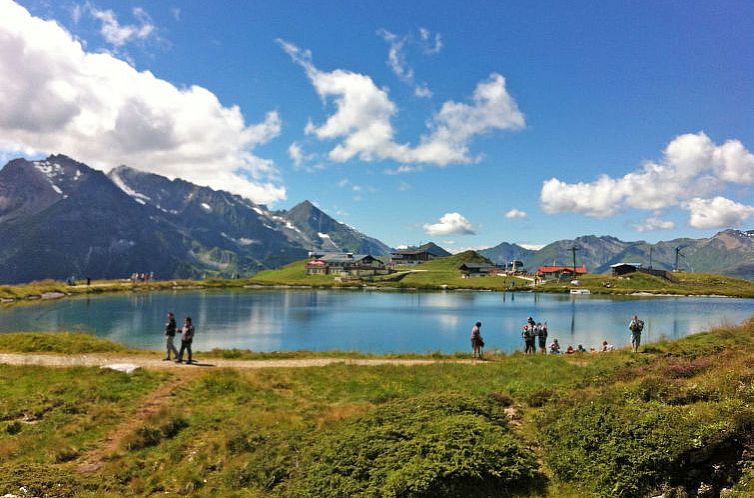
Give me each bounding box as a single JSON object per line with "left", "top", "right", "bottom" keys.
{"left": 673, "top": 246, "right": 685, "bottom": 272}
{"left": 569, "top": 245, "right": 581, "bottom": 275}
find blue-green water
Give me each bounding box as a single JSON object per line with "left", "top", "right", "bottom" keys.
{"left": 1, "top": 290, "right": 751, "bottom": 353}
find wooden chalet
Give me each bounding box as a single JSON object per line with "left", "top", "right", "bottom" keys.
{"left": 459, "top": 262, "right": 493, "bottom": 278}
{"left": 536, "top": 265, "right": 588, "bottom": 279}
{"left": 610, "top": 263, "right": 642, "bottom": 277}
{"left": 391, "top": 242, "right": 451, "bottom": 265}
{"left": 306, "top": 253, "right": 389, "bottom": 277}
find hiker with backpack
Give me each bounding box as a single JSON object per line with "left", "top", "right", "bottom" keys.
{"left": 522, "top": 323, "right": 536, "bottom": 354}
{"left": 470, "top": 321, "right": 484, "bottom": 359}
{"left": 536, "top": 322, "right": 548, "bottom": 354}
{"left": 176, "top": 316, "right": 195, "bottom": 364}
{"left": 629, "top": 314, "right": 645, "bottom": 352}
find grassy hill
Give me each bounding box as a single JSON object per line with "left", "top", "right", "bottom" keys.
{"left": 539, "top": 271, "right": 754, "bottom": 298}
{"left": 3, "top": 254, "right": 754, "bottom": 303}
{"left": 376, "top": 250, "right": 524, "bottom": 290}
{"left": 1, "top": 320, "right": 754, "bottom": 496}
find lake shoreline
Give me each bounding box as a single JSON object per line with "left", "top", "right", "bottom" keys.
{"left": 3, "top": 277, "right": 754, "bottom": 309}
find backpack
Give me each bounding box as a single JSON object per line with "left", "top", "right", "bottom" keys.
{"left": 630, "top": 320, "right": 644, "bottom": 333}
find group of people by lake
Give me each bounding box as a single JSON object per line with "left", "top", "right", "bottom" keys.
{"left": 131, "top": 272, "right": 154, "bottom": 283}
{"left": 159, "top": 310, "right": 644, "bottom": 362}
{"left": 470, "top": 314, "right": 645, "bottom": 358}
{"left": 163, "top": 312, "right": 195, "bottom": 363}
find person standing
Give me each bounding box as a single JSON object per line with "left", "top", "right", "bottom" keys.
{"left": 163, "top": 312, "right": 179, "bottom": 361}
{"left": 629, "top": 314, "right": 644, "bottom": 352}
{"left": 176, "top": 316, "right": 195, "bottom": 364}
{"left": 470, "top": 321, "right": 484, "bottom": 359}
{"left": 537, "top": 322, "right": 548, "bottom": 354}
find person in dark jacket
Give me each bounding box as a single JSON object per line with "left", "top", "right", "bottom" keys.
{"left": 163, "top": 312, "right": 178, "bottom": 361}
{"left": 176, "top": 316, "right": 195, "bottom": 364}
{"left": 470, "top": 321, "right": 484, "bottom": 359}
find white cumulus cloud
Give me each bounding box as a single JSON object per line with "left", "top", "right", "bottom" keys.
{"left": 504, "top": 208, "right": 528, "bottom": 219}
{"left": 684, "top": 197, "right": 754, "bottom": 229}
{"left": 0, "top": 0, "right": 285, "bottom": 204}
{"left": 86, "top": 3, "right": 156, "bottom": 48}
{"left": 632, "top": 216, "right": 675, "bottom": 232}
{"left": 279, "top": 40, "right": 524, "bottom": 167}
{"left": 423, "top": 212, "right": 476, "bottom": 236}
{"left": 540, "top": 132, "right": 754, "bottom": 226}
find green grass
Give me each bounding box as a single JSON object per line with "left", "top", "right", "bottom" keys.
{"left": 247, "top": 260, "right": 340, "bottom": 287}
{"left": 538, "top": 271, "right": 754, "bottom": 297}
{"left": 1, "top": 323, "right": 754, "bottom": 495}
{"left": 3, "top": 253, "right": 754, "bottom": 305}
{"left": 0, "top": 365, "right": 167, "bottom": 496}
{"left": 0, "top": 332, "right": 130, "bottom": 354}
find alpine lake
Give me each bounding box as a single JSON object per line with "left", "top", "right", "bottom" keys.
{"left": 1, "top": 288, "right": 752, "bottom": 353}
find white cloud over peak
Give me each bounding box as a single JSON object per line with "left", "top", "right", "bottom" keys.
{"left": 519, "top": 243, "right": 545, "bottom": 251}
{"left": 0, "top": 0, "right": 285, "bottom": 204}
{"left": 540, "top": 132, "right": 754, "bottom": 228}
{"left": 684, "top": 197, "right": 754, "bottom": 229}
{"left": 504, "top": 208, "right": 528, "bottom": 219}
{"left": 279, "top": 40, "right": 524, "bottom": 167}
{"left": 288, "top": 141, "right": 316, "bottom": 168}
{"left": 423, "top": 212, "right": 476, "bottom": 236}
{"left": 632, "top": 216, "right": 675, "bottom": 232}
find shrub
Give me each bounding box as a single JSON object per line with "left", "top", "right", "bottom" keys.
{"left": 488, "top": 391, "right": 514, "bottom": 407}
{"left": 537, "top": 399, "right": 752, "bottom": 497}
{"left": 4, "top": 420, "right": 22, "bottom": 435}
{"left": 664, "top": 358, "right": 714, "bottom": 378}
{"left": 123, "top": 413, "right": 188, "bottom": 451}
{"left": 280, "top": 393, "right": 543, "bottom": 497}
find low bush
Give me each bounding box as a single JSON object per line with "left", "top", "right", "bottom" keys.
{"left": 281, "top": 393, "right": 543, "bottom": 497}
{"left": 537, "top": 399, "right": 752, "bottom": 497}
{"left": 123, "top": 411, "right": 188, "bottom": 451}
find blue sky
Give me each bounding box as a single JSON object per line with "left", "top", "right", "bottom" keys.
{"left": 2, "top": 1, "right": 753, "bottom": 249}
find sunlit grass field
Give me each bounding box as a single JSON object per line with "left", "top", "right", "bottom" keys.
{"left": 1, "top": 319, "right": 753, "bottom": 496}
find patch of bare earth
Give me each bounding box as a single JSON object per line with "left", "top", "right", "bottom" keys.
{"left": 74, "top": 370, "right": 203, "bottom": 474}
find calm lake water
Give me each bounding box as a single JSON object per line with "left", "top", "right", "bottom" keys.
{"left": 1, "top": 290, "right": 752, "bottom": 353}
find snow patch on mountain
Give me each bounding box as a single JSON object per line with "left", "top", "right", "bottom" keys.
{"left": 32, "top": 161, "right": 65, "bottom": 196}
{"left": 109, "top": 169, "right": 152, "bottom": 204}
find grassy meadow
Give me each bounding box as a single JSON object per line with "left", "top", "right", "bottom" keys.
{"left": 3, "top": 251, "right": 754, "bottom": 305}
{"left": 1, "top": 320, "right": 754, "bottom": 496}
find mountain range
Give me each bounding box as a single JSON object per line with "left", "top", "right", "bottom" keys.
{"left": 0, "top": 154, "right": 389, "bottom": 283}
{"left": 479, "top": 231, "right": 754, "bottom": 279}
{"left": 1, "top": 154, "right": 753, "bottom": 283}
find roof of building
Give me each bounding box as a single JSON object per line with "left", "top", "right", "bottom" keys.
{"left": 609, "top": 263, "right": 643, "bottom": 268}
{"left": 537, "top": 265, "right": 588, "bottom": 274}
{"left": 459, "top": 263, "right": 492, "bottom": 270}
{"left": 319, "top": 254, "right": 383, "bottom": 264}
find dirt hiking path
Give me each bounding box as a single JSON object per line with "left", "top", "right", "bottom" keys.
{"left": 74, "top": 370, "right": 202, "bottom": 474}
{"left": 0, "top": 352, "right": 475, "bottom": 370}
{"left": 0, "top": 352, "right": 476, "bottom": 474}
